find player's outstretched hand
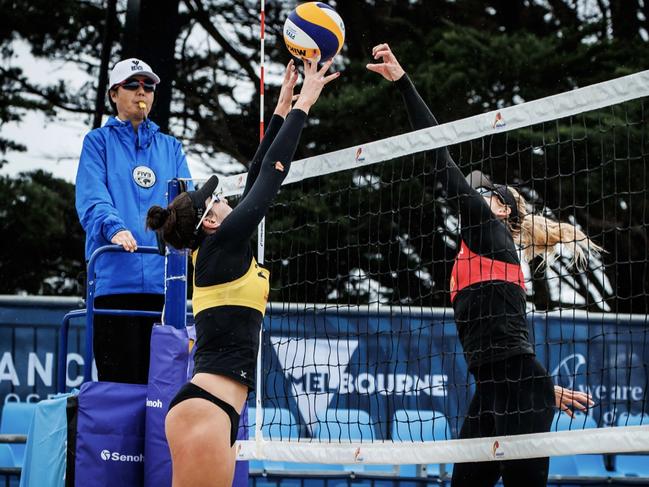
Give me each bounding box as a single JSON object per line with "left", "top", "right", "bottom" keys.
{"left": 294, "top": 57, "right": 339, "bottom": 114}
{"left": 275, "top": 59, "right": 300, "bottom": 118}
{"left": 366, "top": 43, "right": 405, "bottom": 82}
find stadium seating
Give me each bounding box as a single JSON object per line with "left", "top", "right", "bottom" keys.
{"left": 392, "top": 409, "right": 452, "bottom": 478}
{"left": 0, "top": 444, "right": 16, "bottom": 468}
{"left": 246, "top": 407, "right": 344, "bottom": 473}
{"left": 315, "top": 408, "right": 376, "bottom": 442}
{"left": 548, "top": 412, "right": 609, "bottom": 477}
{"left": 612, "top": 412, "right": 649, "bottom": 477}
{"left": 246, "top": 407, "right": 300, "bottom": 472}
{"left": 315, "top": 408, "right": 395, "bottom": 474}
{"left": 0, "top": 402, "right": 37, "bottom": 467}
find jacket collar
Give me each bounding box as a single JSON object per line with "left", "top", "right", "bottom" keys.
{"left": 105, "top": 116, "right": 160, "bottom": 149}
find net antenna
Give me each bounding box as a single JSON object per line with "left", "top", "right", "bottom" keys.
{"left": 254, "top": 0, "right": 267, "bottom": 451}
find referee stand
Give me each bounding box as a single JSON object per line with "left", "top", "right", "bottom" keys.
{"left": 19, "top": 178, "right": 250, "bottom": 487}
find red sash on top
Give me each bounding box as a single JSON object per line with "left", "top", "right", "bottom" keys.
{"left": 449, "top": 240, "right": 526, "bottom": 302}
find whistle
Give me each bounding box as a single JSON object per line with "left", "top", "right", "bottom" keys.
{"left": 138, "top": 101, "right": 147, "bottom": 110}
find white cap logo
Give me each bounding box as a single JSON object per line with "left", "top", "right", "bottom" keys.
{"left": 101, "top": 450, "right": 111, "bottom": 461}
{"left": 133, "top": 165, "right": 156, "bottom": 188}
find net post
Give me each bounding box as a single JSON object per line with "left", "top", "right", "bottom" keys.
{"left": 164, "top": 179, "right": 188, "bottom": 329}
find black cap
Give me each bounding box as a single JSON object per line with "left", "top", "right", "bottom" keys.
{"left": 466, "top": 170, "right": 519, "bottom": 225}
{"left": 187, "top": 175, "right": 220, "bottom": 224}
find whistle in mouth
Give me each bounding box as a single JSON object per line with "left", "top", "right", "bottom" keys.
{"left": 138, "top": 101, "right": 147, "bottom": 110}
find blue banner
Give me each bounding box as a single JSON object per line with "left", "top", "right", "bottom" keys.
{"left": 1, "top": 298, "right": 647, "bottom": 437}
{"left": 259, "top": 309, "right": 648, "bottom": 438}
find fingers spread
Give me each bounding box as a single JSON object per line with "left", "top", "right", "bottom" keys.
{"left": 323, "top": 71, "right": 340, "bottom": 84}
{"left": 318, "top": 58, "right": 335, "bottom": 75}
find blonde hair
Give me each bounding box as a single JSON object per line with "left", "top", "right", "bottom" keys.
{"left": 507, "top": 187, "right": 603, "bottom": 270}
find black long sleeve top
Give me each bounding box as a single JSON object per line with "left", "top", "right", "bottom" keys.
{"left": 193, "top": 109, "right": 306, "bottom": 287}
{"left": 189, "top": 109, "right": 307, "bottom": 390}
{"left": 395, "top": 75, "right": 534, "bottom": 370}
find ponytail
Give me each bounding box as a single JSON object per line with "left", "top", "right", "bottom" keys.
{"left": 146, "top": 193, "right": 196, "bottom": 250}
{"left": 508, "top": 188, "right": 603, "bottom": 270}
{"left": 146, "top": 206, "right": 173, "bottom": 231}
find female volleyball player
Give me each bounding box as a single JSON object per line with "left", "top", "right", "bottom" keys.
{"left": 146, "top": 58, "right": 339, "bottom": 487}
{"left": 367, "top": 43, "right": 596, "bottom": 487}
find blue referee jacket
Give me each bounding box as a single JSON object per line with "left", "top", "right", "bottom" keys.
{"left": 75, "top": 116, "right": 192, "bottom": 298}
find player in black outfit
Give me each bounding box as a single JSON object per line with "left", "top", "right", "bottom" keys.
{"left": 367, "top": 43, "right": 594, "bottom": 487}
{"left": 146, "top": 58, "right": 339, "bottom": 487}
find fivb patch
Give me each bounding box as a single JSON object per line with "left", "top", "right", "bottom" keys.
{"left": 133, "top": 165, "right": 156, "bottom": 188}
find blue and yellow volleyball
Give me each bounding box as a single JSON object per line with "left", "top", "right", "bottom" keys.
{"left": 283, "top": 2, "right": 345, "bottom": 62}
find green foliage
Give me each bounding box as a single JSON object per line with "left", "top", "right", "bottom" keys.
{"left": 0, "top": 0, "right": 647, "bottom": 309}
{"left": 0, "top": 170, "right": 84, "bottom": 294}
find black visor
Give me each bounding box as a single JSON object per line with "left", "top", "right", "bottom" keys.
{"left": 187, "top": 175, "right": 220, "bottom": 226}
{"left": 466, "top": 170, "right": 519, "bottom": 225}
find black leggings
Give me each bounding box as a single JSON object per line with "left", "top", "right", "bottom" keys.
{"left": 452, "top": 355, "right": 555, "bottom": 487}
{"left": 93, "top": 293, "right": 164, "bottom": 384}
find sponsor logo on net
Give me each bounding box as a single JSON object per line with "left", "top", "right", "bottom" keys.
{"left": 354, "top": 447, "right": 364, "bottom": 462}
{"left": 100, "top": 449, "right": 144, "bottom": 463}
{"left": 492, "top": 112, "right": 506, "bottom": 129}
{"left": 355, "top": 147, "right": 366, "bottom": 162}
{"left": 492, "top": 440, "right": 504, "bottom": 459}
{"left": 146, "top": 397, "right": 163, "bottom": 408}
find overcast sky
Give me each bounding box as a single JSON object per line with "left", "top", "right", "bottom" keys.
{"left": 0, "top": 40, "right": 235, "bottom": 184}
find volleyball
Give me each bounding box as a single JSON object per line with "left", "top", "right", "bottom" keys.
{"left": 283, "top": 2, "right": 345, "bottom": 62}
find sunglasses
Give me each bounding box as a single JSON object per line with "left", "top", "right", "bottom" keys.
{"left": 476, "top": 186, "right": 506, "bottom": 205}
{"left": 117, "top": 78, "right": 156, "bottom": 92}
{"left": 195, "top": 191, "right": 223, "bottom": 230}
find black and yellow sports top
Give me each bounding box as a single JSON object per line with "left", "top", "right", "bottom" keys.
{"left": 192, "top": 253, "right": 269, "bottom": 316}
{"left": 190, "top": 110, "right": 307, "bottom": 390}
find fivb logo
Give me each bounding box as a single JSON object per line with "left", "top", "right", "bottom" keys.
{"left": 100, "top": 449, "right": 144, "bottom": 462}
{"left": 270, "top": 336, "right": 359, "bottom": 435}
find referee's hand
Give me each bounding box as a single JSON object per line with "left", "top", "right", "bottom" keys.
{"left": 111, "top": 230, "right": 138, "bottom": 252}
{"left": 554, "top": 385, "right": 594, "bottom": 418}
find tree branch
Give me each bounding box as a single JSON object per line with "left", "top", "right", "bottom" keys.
{"left": 182, "top": 0, "right": 260, "bottom": 94}
{"left": 546, "top": 0, "right": 580, "bottom": 29}
{"left": 1, "top": 68, "right": 93, "bottom": 115}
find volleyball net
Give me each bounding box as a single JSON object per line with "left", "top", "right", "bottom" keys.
{"left": 217, "top": 69, "right": 649, "bottom": 465}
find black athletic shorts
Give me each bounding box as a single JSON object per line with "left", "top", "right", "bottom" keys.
{"left": 193, "top": 305, "right": 263, "bottom": 390}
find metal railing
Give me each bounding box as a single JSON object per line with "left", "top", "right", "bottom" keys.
{"left": 57, "top": 245, "right": 164, "bottom": 392}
